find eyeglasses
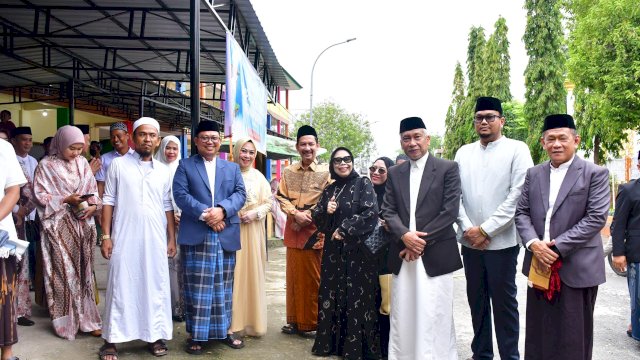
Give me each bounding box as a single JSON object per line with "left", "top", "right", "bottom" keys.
{"left": 332, "top": 156, "right": 353, "bottom": 165}
{"left": 369, "top": 166, "right": 386, "bottom": 175}
{"left": 198, "top": 136, "right": 220, "bottom": 143}
{"left": 473, "top": 115, "right": 502, "bottom": 124}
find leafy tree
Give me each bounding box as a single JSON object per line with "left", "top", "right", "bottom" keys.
{"left": 484, "top": 16, "right": 512, "bottom": 101}
{"left": 502, "top": 100, "right": 528, "bottom": 142}
{"left": 443, "top": 62, "right": 468, "bottom": 159}
{"left": 295, "top": 101, "right": 375, "bottom": 163}
{"left": 523, "top": 0, "right": 567, "bottom": 164}
{"left": 429, "top": 134, "right": 443, "bottom": 154}
{"left": 567, "top": 0, "right": 640, "bottom": 164}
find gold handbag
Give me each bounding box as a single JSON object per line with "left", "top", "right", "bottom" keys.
{"left": 379, "top": 274, "right": 392, "bottom": 315}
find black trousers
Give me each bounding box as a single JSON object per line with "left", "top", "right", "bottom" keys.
{"left": 462, "top": 245, "right": 520, "bottom": 360}
{"left": 525, "top": 283, "right": 597, "bottom": 360}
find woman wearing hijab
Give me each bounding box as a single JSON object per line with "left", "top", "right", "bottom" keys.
{"left": 33, "top": 125, "right": 102, "bottom": 340}
{"left": 312, "top": 147, "right": 381, "bottom": 359}
{"left": 154, "top": 135, "right": 185, "bottom": 322}
{"left": 229, "top": 138, "right": 272, "bottom": 337}
{"left": 369, "top": 156, "right": 394, "bottom": 357}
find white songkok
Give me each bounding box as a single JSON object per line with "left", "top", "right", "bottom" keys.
{"left": 132, "top": 117, "right": 160, "bottom": 133}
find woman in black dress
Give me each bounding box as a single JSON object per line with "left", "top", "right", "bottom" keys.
{"left": 312, "top": 147, "right": 380, "bottom": 359}
{"left": 369, "top": 156, "right": 394, "bottom": 357}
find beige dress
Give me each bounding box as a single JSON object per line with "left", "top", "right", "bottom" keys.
{"left": 230, "top": 167, "right": 272, "bottom": 336}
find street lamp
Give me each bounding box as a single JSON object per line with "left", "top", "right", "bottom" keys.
{"left": 309, "top": 37, "right": 357, "bottom": 126}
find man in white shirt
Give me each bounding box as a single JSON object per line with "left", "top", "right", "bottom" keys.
{"left": 515, "top": 114, "right": 609, "bottom": 360}
{"left": 100, "top": 117, "right": 176, "bottom": 359}
{"left": 11, "top": 126, "right": 38, "bottom": 327}
{"left": 455, "top": 97, "right": 533, "bottom": 360}
{"left": 95, "top": 122, "right": 134, "bottom": 198}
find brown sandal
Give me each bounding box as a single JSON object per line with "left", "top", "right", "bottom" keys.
{"left": 148, "top": 339, "right": 168, "bottom": 357}
{"left": 98, "top": 343, "right": 118, "bottom": 360}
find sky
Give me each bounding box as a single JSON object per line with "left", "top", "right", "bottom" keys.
{"left": 250, "top": 0, "right": 529, "bottom": 158}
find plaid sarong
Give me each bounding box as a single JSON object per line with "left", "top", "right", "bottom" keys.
{"left": 182, "top": 230, "right": 236, "bottom": 341}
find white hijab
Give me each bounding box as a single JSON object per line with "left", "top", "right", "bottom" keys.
{"left": 154, "top": 135, "right": 181, "bottom": 176}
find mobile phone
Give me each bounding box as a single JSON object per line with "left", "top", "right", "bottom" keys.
{"left": 80, "top": 194, "right": 94, "bottom": 199}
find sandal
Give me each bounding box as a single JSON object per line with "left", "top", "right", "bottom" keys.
{"left": 148, "top": 339, "right": 168, "bottom": 357}
{"left": 185, "top": 339, "right": 203, "bottom": 355}
{"left": 220, "top": 334, "right": 244, "bottom": 349}
{"left": 281, "top": 323, "right": 297, "bottom": 335}
{"left": 98, "top": 343, "right": 118, "bottom": 360}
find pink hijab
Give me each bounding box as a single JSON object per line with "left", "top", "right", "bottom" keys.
{"left": 49, "top": 125, "right": 85, "bottom": 157}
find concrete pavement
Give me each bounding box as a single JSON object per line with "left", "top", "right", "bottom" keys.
{"left": 11, "top": 242, "right": 640, "bottom": 359}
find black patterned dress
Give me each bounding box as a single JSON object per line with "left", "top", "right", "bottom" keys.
{"left": 311, "top": 175, "right": 381, "bottom": 359}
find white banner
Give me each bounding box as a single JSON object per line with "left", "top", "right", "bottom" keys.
{"left": 225, "top": 31, "right": 268, "bottom": 154}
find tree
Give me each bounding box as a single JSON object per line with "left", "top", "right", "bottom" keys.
{"left": 443, "top": 62, "right": 467, "bottom": 159}
{"left": 523, "top": 0, "right": 567, "bottom": 164}
{"left": 502, "top": 100, "right": 528, "bottom": 142}
{"left": 295, "top": 101, "right": 375, "bottom": 164}
{"left": 567, "top": 0, "right": 640, "bottom": 164}
{"left": 484, "top": 16, "right": 512, "bottom": 101}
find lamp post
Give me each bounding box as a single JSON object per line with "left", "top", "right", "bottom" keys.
{"left": 309, "top": 37, "right": 356, "bottom": 126}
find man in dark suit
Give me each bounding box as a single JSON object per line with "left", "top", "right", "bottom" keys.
{"left": 515, "top": 114, "right": 610, "bottom": 360}
{"left": 173, "top": 120, "right": 247, "bottom": 353}
{"left": 611, "top": 150, "right": 640, "bottom": 341}
{"left": 382, "top": 117, "right": 462, "bottom": 360}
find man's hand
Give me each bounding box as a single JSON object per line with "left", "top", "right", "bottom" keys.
{"left": 101, "top": 238, "right": 113, "bottom": 260}
{"left": 312, "top": 232, "right": 325, "bottom": 249}
{"left": 89, "top": 157, "right": 102, "bottom": 175}
{"left": 167, "top": 241, "right": 177, "bottom": 258}
{"left": 399, "top": 248, "right": 421, "bottom": 262}
{"left": 174, "top": 213, "right": 181, "bottom": 227}
{"left": 401, "top": 231, "right": 428, "bottom": 255}
{"left": 612, "top": 255, "right": 627, "bottom": 273}
{"left": 294, "top": 210, "right": 312, "bottom": 227}
{"left": 211, "top": 221, "right": 226, "bottom": 233}
{"left": 530, "top": 240, "right": 559, "bottom": 268}
{"left": 208, "top": 207, "right": 225, "bottom": 224}
{"left": 326, "top": 196, "right": 337, "bottom": 215}
{"left": 464, "top": 226, "right": 488, "bottom": 248}
{"left": 240, "top": 210, "right": 258, "bottom": 224}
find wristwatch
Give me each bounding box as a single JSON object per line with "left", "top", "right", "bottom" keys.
{"left": 101, "top": 234, "right": 111, "bottom": 240}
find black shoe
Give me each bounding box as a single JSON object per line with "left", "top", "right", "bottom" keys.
{"left": 17, "top": 317, "right": 34, "bottom": 326}
{"left": 173, "top": 315, "right": 185, "bottom": 322}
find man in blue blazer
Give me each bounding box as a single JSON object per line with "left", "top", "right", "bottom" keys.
{"left": 173, "top": 120, "right": 246, "bottom": 353}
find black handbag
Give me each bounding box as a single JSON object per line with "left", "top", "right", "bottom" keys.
{"left": 352, "top": 178, "right": 390, "bottom": 258}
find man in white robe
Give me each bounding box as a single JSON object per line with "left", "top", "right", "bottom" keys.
{"left": 99, "top": 117, "right": 176, "bottom": 359}
{"left": 382, "top": 117, "right": 462, "bottom": 360}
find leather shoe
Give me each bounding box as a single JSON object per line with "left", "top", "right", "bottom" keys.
{"left": 17, "top": 317, "right": 34, "bottom": 326}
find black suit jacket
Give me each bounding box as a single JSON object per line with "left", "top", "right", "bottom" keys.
{"left": 612, "top": 179, "right": 640, "bottom": 263}
{"left": 381, "top": 154, "right": 463, "bottom": 277}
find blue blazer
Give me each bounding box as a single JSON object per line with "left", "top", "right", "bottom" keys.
{"left": 173, "top": 154, "right": 246, "bottom": 251}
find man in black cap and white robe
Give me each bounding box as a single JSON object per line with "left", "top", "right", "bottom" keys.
{"left": 515, "top": 114, "right": 609, "bottom": 360}
{"left": 382, "top": 117, "right": 462, "bottom": 359}
{"left": 455, "top": 97, "right": 533, "bottom": 360}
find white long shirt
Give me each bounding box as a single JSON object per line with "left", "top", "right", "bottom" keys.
{"left": 455, "top": 136, "right": 533, "bottom": 250}
{"left": 101, "top": 152, "right": 173, "bottom": 343}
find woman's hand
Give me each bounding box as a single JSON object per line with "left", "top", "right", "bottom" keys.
{"left": 380, "top": 218, "right": 389, "bottom": 232}
{"left": 331, "top": 228, "right": 343, "bottom": 241}
{"left": 327, "top": 196, "right": 337, "bottom": 215}
{"left": 240, "top": 210, "right": 258, "bottom": 223}
{"left": 64, "top": 193, "right": 83, "bottom": 206}
{"left": 77, "top": 204, "right": 96, "bottom": 220}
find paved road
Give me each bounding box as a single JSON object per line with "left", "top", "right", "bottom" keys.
{"left": 11, "top": 244, "right": 640, "bottom": 359}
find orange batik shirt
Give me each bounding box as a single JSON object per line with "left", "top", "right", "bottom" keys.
{"left": 275, "top": 160, "right": 330, "bottom": 249}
